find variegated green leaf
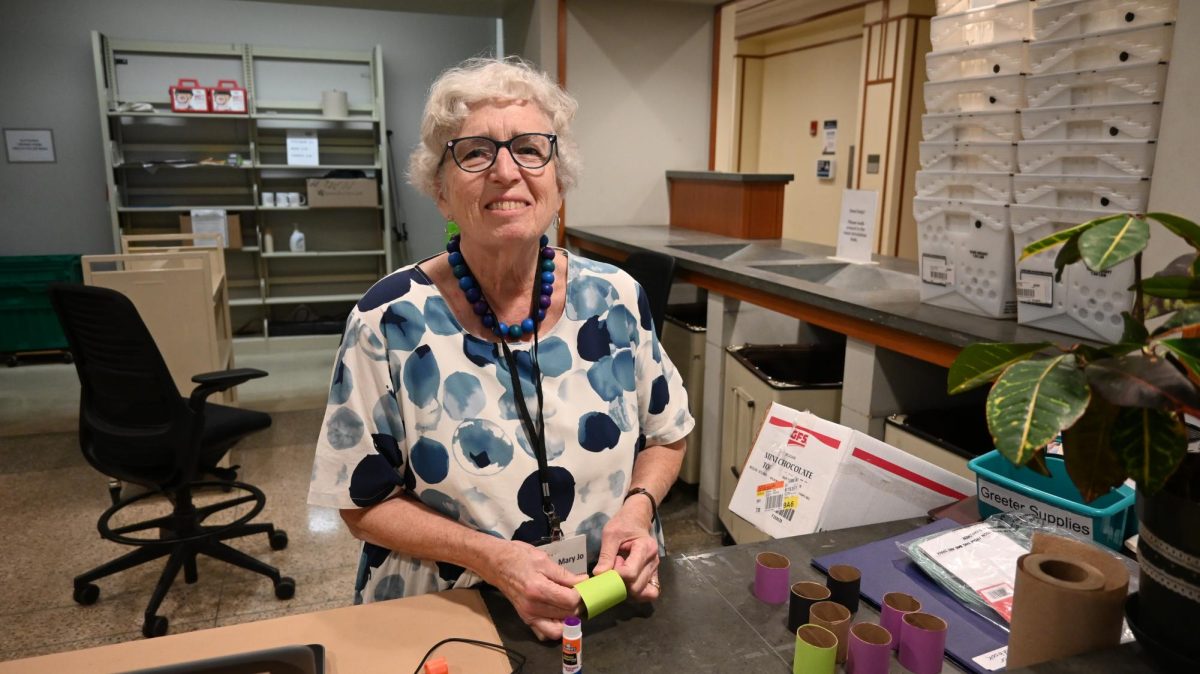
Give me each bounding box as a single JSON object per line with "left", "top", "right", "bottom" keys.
{"left": 986, "top": 355, "right": 1090, "bottom": 466}
{"left": 1152, "top": 305, "right": 1200, "bottom": 336}
{"left": 1052, "top": 231, "right": 1083, "bottom": 283}
{"left": 1159, "top": 338, "right": 1200, "bottom": 381}
{"left": 1020, "top": 215, "right": 1120, "bottom": 261}
{"left": 1141, "top": 276, "right": 1200, "bottom": 300}
{"left": 1120, "top": 313, "right": 1149, "bottom": 344}
{"left": 1079, "top": 214, "right": 1149, "bottom": 272}
{"left": 1112, "top": 407, "right": 1187, "bottom": 494}
{"left": 1062, "top": 396, "right": 1126, "bottom": 503}
{"left": 1147, "top": 212, "right": 1200, "bottom": 250}
{"left": 1086, "top": 355, "right": 1200, "bottom": 410}
{"left": 948, "top": 342, "right": 1051, "bottom": 394}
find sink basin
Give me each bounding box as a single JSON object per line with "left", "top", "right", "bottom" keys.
{"left": 752, "top": 263, "right": 920, "bottom": 301}
{"left": 667, "top": 243, "right": 750, "bottom": 260}
{"left": 667, "top": 243, "right": 811, "bottom": 262}
{"left": 751, "top": 263, "right": 848, "bottom": 283}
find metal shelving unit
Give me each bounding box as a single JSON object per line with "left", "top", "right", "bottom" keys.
{"left": 92, "top": 32, "right": 392, "bottom": 338}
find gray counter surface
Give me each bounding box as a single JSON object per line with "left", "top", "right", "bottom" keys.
{"left": 483, "top": 518, "right": 1155, "bottom": 672}
{"left": 566, "top": 225, "right": 1090, "bottom": 352}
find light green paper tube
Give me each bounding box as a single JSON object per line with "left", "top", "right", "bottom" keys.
{"left": 794, "top": 624, "right": 837, "bottom": 674}
{"left": 575, "top": 570, "right": 627, "bottom": 619}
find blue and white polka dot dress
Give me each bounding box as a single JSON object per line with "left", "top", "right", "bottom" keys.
{"left": 307, "top": 252, "right": 694, "bottom": 604}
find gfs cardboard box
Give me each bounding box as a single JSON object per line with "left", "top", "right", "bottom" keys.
{"left": 306, "top": 178, "right": 377, "bottom": 207}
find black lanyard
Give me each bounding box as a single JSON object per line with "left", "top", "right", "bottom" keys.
{"left": 491, "top": 276, "right": 561, "bottom": 542}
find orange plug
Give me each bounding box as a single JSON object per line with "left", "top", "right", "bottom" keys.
{"left": 423, "top": 656, "right": 449, "bottom": 674}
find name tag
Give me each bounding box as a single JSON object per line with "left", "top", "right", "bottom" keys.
{"left": 540, "top": 534, "right": 588, "bottom": 575}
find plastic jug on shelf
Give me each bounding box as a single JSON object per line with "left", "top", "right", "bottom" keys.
{"left": 289, "top": 225, "right": 306, "bottom": 253}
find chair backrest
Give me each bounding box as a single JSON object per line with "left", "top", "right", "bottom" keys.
{"left": 49, "top": 283, "right": 197, "bottom": 488}
{"left": 619, "top": 251, "right": 676, "bottom": 338}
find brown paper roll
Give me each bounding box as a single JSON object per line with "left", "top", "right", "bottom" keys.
{"left": 1006, "top": 533, "right": 1129, "bottom": 668}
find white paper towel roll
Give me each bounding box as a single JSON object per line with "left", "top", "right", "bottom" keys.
{"left": 322, "top": 90, "right": 349, "bottom": 118}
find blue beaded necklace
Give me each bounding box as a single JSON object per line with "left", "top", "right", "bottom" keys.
{"left": 447, "top": 233, "right": 556, "bottom": 341}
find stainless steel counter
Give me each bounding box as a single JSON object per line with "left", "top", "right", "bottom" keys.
{"left": 566, "top": 225, "right": 1086, "bottom": 367}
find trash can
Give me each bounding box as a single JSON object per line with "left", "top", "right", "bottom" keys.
{"left": 661, "top": 303, "right": 706, "bottom": 485}
{"left": 883, "top": 407, "right": 992, "bottom": 481}
{"left": 719, "top": 341, "right": 846, "bottom": 544}
{"left": 0, "top": 255, "right": 82, "bottom": 365}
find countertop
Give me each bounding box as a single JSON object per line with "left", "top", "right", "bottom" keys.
{"left": 484, "top": 518, "right": 1156, "bottom": 672}
{"left": 566, "top": 225, "right": 1088, "bottom": 352}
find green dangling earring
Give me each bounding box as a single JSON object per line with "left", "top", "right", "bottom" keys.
{"left": 445, "top": 219, "right": 461, "bottom": 243}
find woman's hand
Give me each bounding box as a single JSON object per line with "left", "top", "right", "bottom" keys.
{"left": 480, "top": 539, "right": 587, "bottom": 641}
{"left": 593, "top": 499, "right": 661, "bottom": 602}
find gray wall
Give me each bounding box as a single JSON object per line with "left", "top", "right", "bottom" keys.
{"left": 565, "top": 0, "right": 712, "bottom": 227}
{"left": 0, "top": 0, "right": 497, "bottom": 260}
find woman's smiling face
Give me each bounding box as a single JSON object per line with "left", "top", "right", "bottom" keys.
{"left": 436, "top": 100, "right": 562, "bottom": 250}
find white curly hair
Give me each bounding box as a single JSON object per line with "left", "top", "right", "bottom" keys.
{"left": 407, "top": 56, "right": 581, "bottom": 199}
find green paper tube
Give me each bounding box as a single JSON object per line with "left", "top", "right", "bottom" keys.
{"left": 794, "top": 624, "right": 838, "bottom": 674}
{"left": 576, "top": 570, "right": 627, "bottom": 619}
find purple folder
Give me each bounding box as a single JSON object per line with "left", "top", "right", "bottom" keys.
{"left": 812, "top": 519, "right": 1008, "bottom": 674}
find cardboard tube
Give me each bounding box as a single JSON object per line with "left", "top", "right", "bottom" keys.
{"left": 846, "top": 622, "right": 892, "bottom": 674}
{"left": 809, "top": 600, "right": 852, "bottom": 663}
{"left": 881, "top": 591, "right": 921, "bottom": 652}
{"left": 794, "top": 624, "right": 838, "bottom": 674}
{"left": 898, "top": 612, "right": 948, "bottom": 674}
{"left": 788, "top": 581, "right": 832, "bottom": 632}
{"left": 1006, "top": 532, "right": 1129, "bottom": 669}
{"left": 575, "top": 570, "right": 626, "bottom": 619}
{"left": 321, "top": 89, "right": 349, "bottom": 118}
{"left": 755, "top": 552, "right": 791, "bottom": 604}
{"left": 826, "top": 564, "right": 862, "bottom": 613}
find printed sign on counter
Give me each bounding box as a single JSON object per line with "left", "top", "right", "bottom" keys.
{"left": 834, "top": 189, "right": 878, "bottom": 263}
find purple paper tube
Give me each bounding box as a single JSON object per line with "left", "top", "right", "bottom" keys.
{"left": 898, "top": 612, "right": 948, "bottom": 674}
{"left": 754, "top": 552, "right": 791, "bottom": 604}
{"left": 846, "top": 622, "right": 892, "bottom": 674}
{"left": 880, "top": 591, "right": 921, "bottom": 652}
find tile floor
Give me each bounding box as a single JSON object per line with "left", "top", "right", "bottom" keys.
{"left": 0, "top": 338, "right": 721, "bottom": 663}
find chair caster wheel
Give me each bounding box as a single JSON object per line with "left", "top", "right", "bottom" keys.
{"left": 73, "top": 583, "right": 100, "bottom": 605}
{"left": 275, "top": 576, "right": 296, "bottom": 600}
{"left": 269, "top": 530, "right": 288, "bottom": 550}
{"left": 142, "top": 615, "right": 168, "bottom": 638}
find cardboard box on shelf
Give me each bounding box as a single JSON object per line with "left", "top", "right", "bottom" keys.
{"left": 728, "top": 402, "right": 975, "bottom": 539}
{"left": 180, "top": 213, "right": 243, "bottom": 249}
{"left": 306, "top": 178, "right": 377, "bottom": 207}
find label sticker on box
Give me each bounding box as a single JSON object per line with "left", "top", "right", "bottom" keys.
{"left": 1017, "top": 270, "right": 1054, "bottom": 306}
{"left": 921, "top": 254, "right": 954, "bottom": 286}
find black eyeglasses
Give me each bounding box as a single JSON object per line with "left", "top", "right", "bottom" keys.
{"left": 443, "top": 133, "right": 557, "bottom": 173}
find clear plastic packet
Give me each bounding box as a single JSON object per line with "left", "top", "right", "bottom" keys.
{"left": 900, "top": 512, "right": 1138, "bottom": 632}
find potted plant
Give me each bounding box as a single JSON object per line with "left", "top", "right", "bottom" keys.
{"left": 948, "top": 211, "right": 1200, "bottom": 668}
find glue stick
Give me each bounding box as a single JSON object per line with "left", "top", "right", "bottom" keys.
{"left": 562, "top": 616, "right": 582, "bottom": 673}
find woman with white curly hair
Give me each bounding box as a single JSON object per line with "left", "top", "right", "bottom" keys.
{"left": 308, "top": 57, "right": 693, "bottom": 640}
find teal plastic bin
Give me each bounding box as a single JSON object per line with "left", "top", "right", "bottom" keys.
{"left": 968, "top": 450, "right": 1136, "bottom": 551}
{"left": 0, "top": 255, "right": 82, "bottom": 356}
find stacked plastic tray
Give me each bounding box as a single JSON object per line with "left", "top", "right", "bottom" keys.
{"left": 1012, "top": 0, "right": 1176, "bottom": 342}
{"left": 917, "top": 0, "right": 1032, "bottom": 318}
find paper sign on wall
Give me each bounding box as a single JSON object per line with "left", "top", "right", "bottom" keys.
{"left": 822, "top": 120, "right": 837, "bottom": 155}
{"left": 4, "top": 129, "right": 55, "bottom": 163}
{"left": 286, "top": 130, "right": 319, "bottom": 166}
{"left": 835, "top": 189, "right": 878, "bottom": 263}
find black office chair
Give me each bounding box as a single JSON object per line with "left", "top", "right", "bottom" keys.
{"left": 619, "top": 250, "right": 676, "bottom": 338}
{"left": 50, "top": 284, "right": 294, "bottom": 638}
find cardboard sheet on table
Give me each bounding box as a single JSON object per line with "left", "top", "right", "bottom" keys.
{"left": 812, "top": 519, "right": 1008, "bottom": 674}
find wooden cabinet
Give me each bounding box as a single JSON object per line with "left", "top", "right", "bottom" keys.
{"left": 92, "top": 32, "right": 393, "bottom": 338}
{"left": 83, "top": 235, "right": 235, "bottom": 402}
